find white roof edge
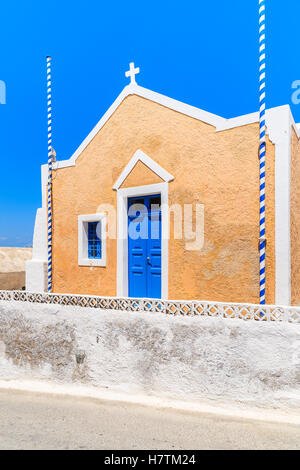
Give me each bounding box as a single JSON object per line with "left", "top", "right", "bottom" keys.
{"left": 53, "top": 83, "right": 228, "bottom": 170}
{"left": 113, "top": 149, "right": 174, "bottom": 190}
{"left": 216, "top": 111, "right": 259, "bottom": 132}
{"left": 217, "top": 104, "right": 300, "bottom": 139}
{"left": 52, "top": 84, "right": 300, "bottom": 170}
{"left": 53, "top": 85, "right": 133, "bottom": 170}
{"left": 286, "top": 105, "right": 300, "bottom": 139}
{"left": 130, "top": 84, "right": 226, "bottom": 127}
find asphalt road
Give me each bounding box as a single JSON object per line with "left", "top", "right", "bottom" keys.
{"left": 0, "top": 389, "right": 299, "bottom": 450}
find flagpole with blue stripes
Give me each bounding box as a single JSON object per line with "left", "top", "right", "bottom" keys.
{"left": 47, "top": 56, "right": 53, "bottom": 292}
{"left": 259, "top": 0, "right": 266, "bottom": 304}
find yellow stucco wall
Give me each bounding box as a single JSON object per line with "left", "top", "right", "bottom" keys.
{"left": 291, "top": 128, "right": 300, "bottom": 305}
{"left": 51, "top": 94, "right": 276, "bottom": 303}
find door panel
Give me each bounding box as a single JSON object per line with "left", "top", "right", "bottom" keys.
{"left": 147, "top": 209, "right": 162, "bottom": 299}
{"left": 128, "top": 195, "right": 161, "bottom": 299}
{"left": 128, "top": 209, "right": 148, "bottom": 298}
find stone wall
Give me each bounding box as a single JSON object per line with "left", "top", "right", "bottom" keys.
{"left": 0, "top": 300, "right": 299, "bottom": 408}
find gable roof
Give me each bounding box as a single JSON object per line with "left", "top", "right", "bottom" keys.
{"left": 113, "top": 149, "right": 174, "bottom": 190}
{"left": 52, "top": 82, "right": 299, "bottom": 170}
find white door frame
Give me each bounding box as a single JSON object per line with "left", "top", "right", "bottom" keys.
{"left": 116, "top": 182, "right": 169, "bottom": 299}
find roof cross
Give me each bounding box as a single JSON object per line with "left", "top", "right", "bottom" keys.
{"left": 125, "top": 62, "right": 140, "bottom": 84}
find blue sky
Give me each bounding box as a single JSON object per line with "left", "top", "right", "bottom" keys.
{"left": 0, "top": 0, "right": 299, "bottom": 246}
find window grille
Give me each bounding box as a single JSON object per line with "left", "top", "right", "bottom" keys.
{"left": 88, "top": 222, "right": 101, "bottom": 259}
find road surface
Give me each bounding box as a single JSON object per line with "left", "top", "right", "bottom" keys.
{"left": 0, "top": 389, "right": 299, "bottom": 450}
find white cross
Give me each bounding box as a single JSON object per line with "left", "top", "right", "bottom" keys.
{"left": 125, "top": 62, "right": 140, "bottom": 84}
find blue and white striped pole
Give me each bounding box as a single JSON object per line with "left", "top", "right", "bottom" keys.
{"left": 259, "top": 0, "right": 266, "bottom": 304}
{"left": 47, "top": 56, "right": 53, "bottom": 292}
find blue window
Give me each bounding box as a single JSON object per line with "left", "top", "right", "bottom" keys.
{"left": 88, "top": 222, "right": 102, "bottom": 259}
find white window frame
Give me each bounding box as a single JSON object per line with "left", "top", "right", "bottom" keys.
{"left": 78, "top": 213, "right": 106, "bottom": 267}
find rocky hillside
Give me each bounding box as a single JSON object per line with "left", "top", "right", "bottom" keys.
{"left": 0, "top": 247, "right": 32, "bottom": 290}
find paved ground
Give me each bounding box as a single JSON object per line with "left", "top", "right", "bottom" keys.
{"left": 0, "top": 389, "right": 299, "bottom": 450}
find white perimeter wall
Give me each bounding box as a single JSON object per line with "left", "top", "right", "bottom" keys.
{"left": 0, "top": 300, "right": 299, "bottom": 408}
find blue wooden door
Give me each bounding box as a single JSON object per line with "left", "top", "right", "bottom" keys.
{"left": 128, "top": 195, "right": 161, "bottom": 299}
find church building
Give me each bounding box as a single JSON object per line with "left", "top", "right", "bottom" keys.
{"left": 26, "top": 63, "right": 300, "bottom": 306}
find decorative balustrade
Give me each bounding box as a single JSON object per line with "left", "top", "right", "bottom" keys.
{"left": 0, "top": 290, "right": 299, "bottom": 323}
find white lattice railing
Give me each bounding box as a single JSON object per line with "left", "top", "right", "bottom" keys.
{"left": 0, "top": 290, "right": 300, "bottom": 323}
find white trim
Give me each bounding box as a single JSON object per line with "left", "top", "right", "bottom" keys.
{"left": 8, "top": 290, "right": 300, "bottom": 322}
{"left": 216, "top": 111, "right": 259, "bottom": 132}
{"left": 128, "top": 85, "right": 226, "bottom": 127}
{"left": 26, "top": 164, "right": 48, "bottom": 292}
{"left": 113, "top": 149, "right": 174, "bottom": 190}
{"left": 51, "top": 80, "right": 300, "bottom": 173}
{"left": 117, "top": 182, "right": 168, "bottom": 299}
{"left": 52, "top": 85, "right": 133, "bottom": 169}
{"left": 51, "top": 84, "right": 263, "bottom": 170}
{"left": 78, "top": 213, "right": 107, "bottom": 267}
{"left": 267, "top": 106, "right": 291, "bottom": 305}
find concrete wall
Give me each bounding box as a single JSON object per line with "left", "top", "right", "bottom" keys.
{"left": 51, "top": 94, "right": 276, "bottom": 304}
{"left": 0, "top": 300, "right": 299, "bottom": 408}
